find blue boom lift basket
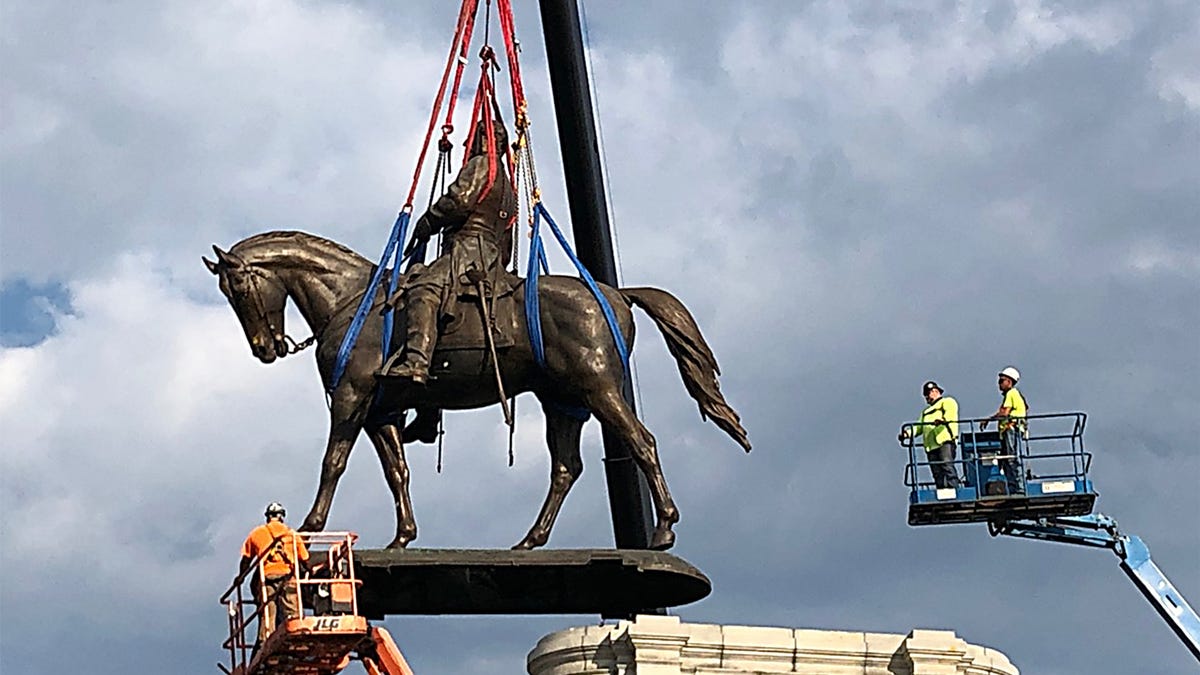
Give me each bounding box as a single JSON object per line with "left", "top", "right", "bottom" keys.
{"left": 899, "top": 410, "right": 1199, "bottom": 661}
{"left": 901, "top": 411, "right": 1097, "bottom": 526}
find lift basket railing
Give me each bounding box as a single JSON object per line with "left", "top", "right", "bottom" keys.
{"left": 219, "top": 531, "right": 362, "bottom": 673}
{"left": 900, "top": 411, "right": 1090, "bottom": 493}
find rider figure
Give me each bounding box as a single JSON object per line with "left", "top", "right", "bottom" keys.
{"left": 380, "top": 117, "right": 515, "bottom": 384}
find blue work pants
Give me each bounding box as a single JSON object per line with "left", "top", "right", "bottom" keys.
{"left": 999, "top": 427, "right": 1025, "bottom": 495}
{"left": 927, "top": 441, "right": 960, "bottom": 489}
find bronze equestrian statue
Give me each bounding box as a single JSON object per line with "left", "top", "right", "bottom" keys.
{"left": 204, "top": 160, "right": 750, "bottom": 551}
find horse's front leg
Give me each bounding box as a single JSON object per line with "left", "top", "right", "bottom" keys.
{"left": 365, "top": 421, "right": 417, "bottom": 548}
{"left": 302, "top": 398, "right": 368, "bottom": 532}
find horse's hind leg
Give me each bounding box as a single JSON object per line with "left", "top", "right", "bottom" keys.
{"left": 513, "top": 405, "right": 585, "bottom": 550}
{"left": 587, "top": 389, "right": 679, "bottom": 550}
{"left": 365, "top": 422, "right": 417, "bottom": 548}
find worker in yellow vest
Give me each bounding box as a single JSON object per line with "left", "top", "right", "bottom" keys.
{"left": 981, "top": 366, "right": 1028, "bottom": 495}
{"left": 899, "top": 380, "right": 960, "bottom": 489}
{"left": 240, "top": 502, "right": 310, "bottom": 646}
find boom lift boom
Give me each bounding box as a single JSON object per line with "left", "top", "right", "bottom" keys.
{"left": 991, "top": 514, "right": 1200, "bottom": 661}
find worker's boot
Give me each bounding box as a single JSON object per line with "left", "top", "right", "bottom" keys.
{"left": 378, "top": 293, "right": 437, "bottom": 384}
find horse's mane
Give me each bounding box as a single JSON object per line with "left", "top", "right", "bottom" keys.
{"left": 230, "top": 230, "right": 372, "bottom": 274}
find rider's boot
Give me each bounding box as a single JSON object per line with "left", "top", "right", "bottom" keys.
{"left": 378, "top": 293, "right": 437, "bottom": 384}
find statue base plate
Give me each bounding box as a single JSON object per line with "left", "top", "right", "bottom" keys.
{"left": 352, "top": 548, "right": 711, "bottom": 618}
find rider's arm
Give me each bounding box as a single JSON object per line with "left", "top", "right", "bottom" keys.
{"left": 424, "top": 156, "right": 488, "bottom": 231}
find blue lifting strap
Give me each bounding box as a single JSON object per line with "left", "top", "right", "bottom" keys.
{"left": 524, "top": 202, "right": 630, "bottom": 397}
{"left": 329, "top": 210, "right": 412, "bottom": 395}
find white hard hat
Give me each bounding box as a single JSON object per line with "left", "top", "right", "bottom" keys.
{"left": 998, "top": 366, "right": 1021, "bottom": 382}
{"left": 264, "top": 502, "right": 287, "bottom": 518}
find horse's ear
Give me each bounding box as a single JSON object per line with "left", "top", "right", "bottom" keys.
{"left": 203, "top": 256, "right": 219, "bottom": 275}
{"left": 213, "top": 245, "right": 246, "bottom": 269}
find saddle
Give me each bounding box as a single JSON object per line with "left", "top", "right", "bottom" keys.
{"left": 388, "top": 271, "right": 524, "bottom": 380}
{"left": 436, "top": 271, "right": 523, "bottom": 351}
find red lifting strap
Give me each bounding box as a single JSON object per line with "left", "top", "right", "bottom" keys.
{"left": 404, "top": 0, "right": 480, "bottom": 209}
{"left": 496, "top": 0, "right": 526, "bottom": 126}
{"left": 402, "top": 0, "right": 528, "bottom": 214}
{"left": 461, "top": 57, "right": 501, "bottom": 212}
{"left": 444, "top": 1, "right": 481, "bottom": 132}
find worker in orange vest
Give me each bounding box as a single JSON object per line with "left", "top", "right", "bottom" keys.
{"left": 240, "top": 502, "right": 310, "bottom": 646}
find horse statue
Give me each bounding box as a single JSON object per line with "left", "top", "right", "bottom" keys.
{"left": 204, "top": 230, "right": 750, "bottom": 550}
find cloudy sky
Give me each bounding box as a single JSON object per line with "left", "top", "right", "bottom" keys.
{"left": 2, "top": 1, "right": 1197, "bottom": 673}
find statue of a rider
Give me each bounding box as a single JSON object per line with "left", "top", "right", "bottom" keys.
{"left": 379, "top": 117, "right": 515, "bottom": 385}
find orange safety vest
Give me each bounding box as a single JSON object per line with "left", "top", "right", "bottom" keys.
{"left": 241, "top": 521, "right": 309, "bottom": 578}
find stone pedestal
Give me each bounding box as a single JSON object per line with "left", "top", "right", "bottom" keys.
{"left": 527, "top": 615, "right": 1017, "bottom": 675}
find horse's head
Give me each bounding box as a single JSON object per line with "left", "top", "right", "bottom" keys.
{"left": 204, "top": 245, "right": 290, "bottom": 363}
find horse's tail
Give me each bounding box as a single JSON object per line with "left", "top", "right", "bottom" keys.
{"left": 620, "top": 287, "right": 751, "bottom": 453}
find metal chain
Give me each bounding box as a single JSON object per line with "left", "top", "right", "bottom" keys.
{"left": 283, "top": 334, "right": 317, "bottom": 355}
{"left": 513, "top": 123, "right": 540, "bottom": 273}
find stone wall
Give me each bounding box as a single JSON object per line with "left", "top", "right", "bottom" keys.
{"left": 527, "top": 615, "right": 1018, "bottom": 675}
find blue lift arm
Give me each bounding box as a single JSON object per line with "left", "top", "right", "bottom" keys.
{"left": 992, "top": 514, "right": 1200, "bottom": 662}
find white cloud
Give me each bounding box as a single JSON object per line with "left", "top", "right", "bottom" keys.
{"left": 714, "top": 1, "right": 1136, "bottom": 174}
{"left": 1, "top": 256, "right": 309, "bottom": 575}
{"left": 1, "top": 0, "right": 446, "bottom": 282}
{"left": 1125, "top": 240, "right": 1200, "bottom": 276}
{"left": 1150, "top": 11, "right": 1200, "bottom": 109}
{"left": 1010, "top": 0, "right": 1133, "bottom": 53}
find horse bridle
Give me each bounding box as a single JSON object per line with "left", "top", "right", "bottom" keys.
{"left": 237, "top": 265, "right": 317, "bottom": 356}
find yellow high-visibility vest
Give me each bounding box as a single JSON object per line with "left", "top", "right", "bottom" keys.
{"left": 915, "top": 396, "right": 959, "bottom": 450}
{"left": 1000, "top": 388, "right": 1027, "bottom": 433}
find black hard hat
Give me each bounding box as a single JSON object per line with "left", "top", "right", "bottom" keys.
{"left": 922, "top": 381, "right": 941, "bottom": 395}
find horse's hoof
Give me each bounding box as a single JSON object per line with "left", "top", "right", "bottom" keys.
{"left": 650, "top": 528, "right": 676, "bottom": 551}
{"left": 385, "top": 536, "right": 412, "bottom": 549}
{"left": 511, "top": 535, "right": 544, "bottom": 550}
